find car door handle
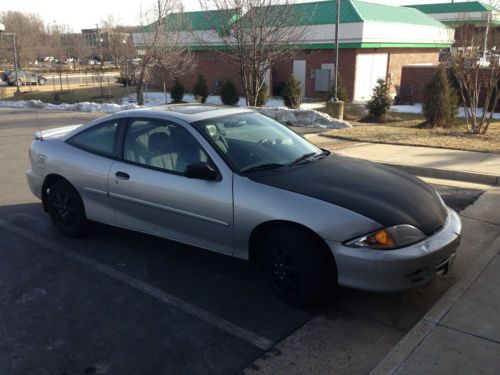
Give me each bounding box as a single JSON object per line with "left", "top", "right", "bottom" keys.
{"left": 115, "top": 171, "right": 130, "bottom": 180}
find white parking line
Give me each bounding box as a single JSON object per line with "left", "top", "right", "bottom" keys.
{"left": 0, "top": 219, "right": 275, "bottom": 351}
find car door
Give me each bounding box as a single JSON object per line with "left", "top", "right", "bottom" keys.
{"left": 108, "top": 117, "right": 234, "bottom": 255}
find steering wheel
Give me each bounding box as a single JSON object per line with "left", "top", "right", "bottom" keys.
{"left": 206, "top": 124, "right": 229, "bottom": 151}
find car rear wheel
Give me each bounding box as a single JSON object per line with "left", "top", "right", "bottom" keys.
{"left": 47, "top": 180, "right": 89, "bottom": 237}
{"left": 262, "top": 227, "right": 334, "bottom": 307}
{"left": 38, "top": 78, "right": 46, "bottom": 85}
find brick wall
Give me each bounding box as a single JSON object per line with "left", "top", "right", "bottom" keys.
{"left": 272, "top": 49, "right": 357, "bottom": 99}
{"left": 386, "top": 49, "right": 440, "bottom": 92}
{"left": 150, "top": 51, "right": 243, "bottom": 94}
{"left": 398, "top": 65, "right": 436, "bottom": 103}
{"left": 148, "top": 47, "right": 441, "bottom": 101}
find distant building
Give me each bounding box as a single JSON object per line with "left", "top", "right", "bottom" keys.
{"left": 406, "top": 2, "right": 500, "bottom": 47}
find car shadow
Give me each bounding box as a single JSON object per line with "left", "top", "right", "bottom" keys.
{"left": 0, "top": 201, "right": 466, "bottom": 338}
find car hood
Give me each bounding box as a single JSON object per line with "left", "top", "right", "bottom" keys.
{"left": 249, "top": 154, "right": 447, "bottom": 235}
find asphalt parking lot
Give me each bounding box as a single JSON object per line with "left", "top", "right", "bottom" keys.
{"left": 0, "top": 108, "right": 487, "bottom": 375}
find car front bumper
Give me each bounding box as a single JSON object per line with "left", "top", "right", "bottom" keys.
{"left": 26, "top": 168, "right": 43, "bottom": 200}
{"left": 326, "top": 208, "right": 462, "bottom": 292}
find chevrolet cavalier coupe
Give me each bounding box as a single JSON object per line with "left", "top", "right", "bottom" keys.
{"left": 26, "top": 105, "right": 462, "bottom": 306}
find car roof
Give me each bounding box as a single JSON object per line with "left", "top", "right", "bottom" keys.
{"left": 117, "top": 104, "right": 254, "bottom": 123}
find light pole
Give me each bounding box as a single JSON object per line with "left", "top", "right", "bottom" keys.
{"left": 325, "top": 0, "right": 344, "bottom": 120}
{"left": 95, "top": 24, "right": 103, "bottom": 63}
{"left": 0, "top": 22, "right": 21, "bottom": 93}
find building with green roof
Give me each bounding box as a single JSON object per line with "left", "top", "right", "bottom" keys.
{"left": 407, "top": 2, "right": 500, "bottom": 26}
{"left": 135, "top": 0, "right": 454, "bottom": 101}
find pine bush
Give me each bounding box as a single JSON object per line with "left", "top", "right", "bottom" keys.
{"left": 366, "top": 78, "right": 392, "bottom": 119}
{"left": 326, "top": 74, "right": 348, "bottom": 102}
{"left": 255, "top": 82, "right": 268, "bottom": 107}
{"left": 283, "top": 75, "right": 302, "bottom": 109}
{"left": 193, "top": 74, "right": 209, "bottom": 103}
{"left": 423, "top": 65, "right": 455, "bottom": 127}
{"left": 170, "top": 77, "right": 185, "bottom": 103}
{"left": 220, "top": 80, "right": 239, "bottom": 105}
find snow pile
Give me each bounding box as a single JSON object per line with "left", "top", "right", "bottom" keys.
{"left": 391, "top": 104, "right": 500, "bottom": 120}
{"left": 0, "top": 92, "right": 345, "bottom": 128}
{"left": 122, "top": 92, "right": 325, "bottom": 110}
{"left": 0, "top": 99, "right": 139, "bottom": 113}
{"left": 257, "top": 107, "right": 351, "bottom": 129}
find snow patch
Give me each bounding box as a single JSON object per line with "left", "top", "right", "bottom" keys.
{"left": 0, "top": 92, "right": 348, "bottom": 128}
{"left": 257, "top": 107, "right": 351, "bottom": 129}
{"left": 391, "top": 104, "right": 500, "bottom": 120}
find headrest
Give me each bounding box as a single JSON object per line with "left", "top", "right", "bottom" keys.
{"left": 148, "top": 132, "right": 170, "bottom": 154}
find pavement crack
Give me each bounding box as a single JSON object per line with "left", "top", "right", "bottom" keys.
{"left": 460, "top": 214, "right": 500, "bottom": 228}
{"left": 437, "top": 324, "right": 500, "bottom": 346}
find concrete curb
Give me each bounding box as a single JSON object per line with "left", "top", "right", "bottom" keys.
{"left": 369, "top": 188, "right": 500, "bottom": 375}
{"left": 379, "top": 163, "right": 500, "bottom": 186}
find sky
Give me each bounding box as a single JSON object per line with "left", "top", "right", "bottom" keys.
{"left": 0, "top": 0, "right": 470, "bottom": 32}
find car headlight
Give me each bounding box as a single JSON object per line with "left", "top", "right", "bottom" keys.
{"left": 345, "top": 225, "right": 426, "bottom": 250}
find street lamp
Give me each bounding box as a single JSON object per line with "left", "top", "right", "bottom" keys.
{"left": 0, "top": 22, "right": 21, "bottom": 93}
{"left": 325, "top": 0, "right": 344, "bottom": 121}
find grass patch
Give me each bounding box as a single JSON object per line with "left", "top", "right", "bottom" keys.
{"left": 323, "top": 122, "right": 500, "bottom": 154}
{"left": 2, "top": 85, "right": 132, "bottom": 104}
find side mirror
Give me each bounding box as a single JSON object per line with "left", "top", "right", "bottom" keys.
{"left": 185, "top": 162, "right": 218, "bottom": 181}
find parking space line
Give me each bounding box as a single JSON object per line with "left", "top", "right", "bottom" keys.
{"left": 0, "top": 219, "right": 275, "bottom": 351}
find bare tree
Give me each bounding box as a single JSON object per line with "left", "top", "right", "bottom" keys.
{"left": 134, "top": 0, "right": 197, "bottom": 105}
{"left": 0, "top": 11, "right": 46, "bottom": 66}
{"left": 450, "top": 24, "right": 500, "bottom": 134}
{"left": 197, "top": 0, "right": 311, "bottom": 106}
{"left": 51, "top": 24, "right": 92, "bottom": 69}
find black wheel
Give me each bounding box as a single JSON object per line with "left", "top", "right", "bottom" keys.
{"left": 262, "top": 227, "right": 335, "bottom": 307}
{"left": 38, "top": 78, "right": 46, "bottom": 85}
{"left": 47, "top": 180, "right": 89, "bottom": 237}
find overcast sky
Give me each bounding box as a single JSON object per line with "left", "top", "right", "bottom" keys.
{"left": 1, "top": 0, "right": 456, "bottom": 32}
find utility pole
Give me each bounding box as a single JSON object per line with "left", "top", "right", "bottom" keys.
{"left": 0, "top": 23, "right": 20, "bottom": 93}
{"left": 96, "top": 23, "right": 103, "bottom": 62}
{"left": 326, "top": 0, "right": 344, "bottom": 120}
{"left": 334, "top": 0, "right": 340, "bottom": 101}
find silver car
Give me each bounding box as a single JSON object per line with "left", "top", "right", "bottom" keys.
{"left": 26, "top": 105, "right": 461, "bottom": 306}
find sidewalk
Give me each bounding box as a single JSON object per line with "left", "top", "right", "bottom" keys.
{"left": 305, "top": 134, "right": 500, "bottom": 185}
{"left": 371, "top": 188, "right": 500, "bottom": 375}
{"left": 304, "top": 135, "right": 500, "bottom": 374}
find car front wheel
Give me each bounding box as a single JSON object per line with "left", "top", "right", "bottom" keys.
{"left": 47, "top": 180, "right": 89, "bottom": 237}
{"left": 38, "top": 78, "right": 46, "bottom": 85}
{"left": 262, "top": 227, "right": 335, "bottom": 307}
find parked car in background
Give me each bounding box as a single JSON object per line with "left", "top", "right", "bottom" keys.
{"left": 26, "top": 105, "right": 462, "bottom": 306}
{"left": 1, "top": 70, "right": 46, "bottom": 86}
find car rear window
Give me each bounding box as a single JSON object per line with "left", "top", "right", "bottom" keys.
{"left": 67, "top": 120, "right": 119, "bottom": 157}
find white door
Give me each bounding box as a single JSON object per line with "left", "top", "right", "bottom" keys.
{"left": 354, "top": 53, "right": 389, "bottom": 101}
{"left": 293, "top": 60, "right": 306, "bottom": 96}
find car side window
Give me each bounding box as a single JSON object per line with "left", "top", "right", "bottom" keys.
{"left": 123, "top": 119, "right": 208, "bottom": 174}
{"left": 67, "top": 120, "right": 119, "bottom": 157}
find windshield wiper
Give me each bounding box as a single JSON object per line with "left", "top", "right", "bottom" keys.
{"left": 288, "top": 152, "right": 317, "bottom": 166}
{"left": 314, "top": 149, "right": 331, "bottom": 159}
{"left": 242, "top": 163, "right": 285, "bottom": 173}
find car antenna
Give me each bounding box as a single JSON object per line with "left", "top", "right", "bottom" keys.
{"left": 33, "top": 104, "right": 43, "bottom": 141}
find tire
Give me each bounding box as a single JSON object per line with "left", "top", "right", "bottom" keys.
{"left": 38, "top": 78, "right": 46, "bottom": 85}
{"left": 262, "top": 227, "right": 335, "bottom": 307}
{"left": 47, "top": 180, "right": 89, "bottom": 237}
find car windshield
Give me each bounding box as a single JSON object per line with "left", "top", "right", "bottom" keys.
{"left": 193, "top": 112, "right": 323, "bottom": 173}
